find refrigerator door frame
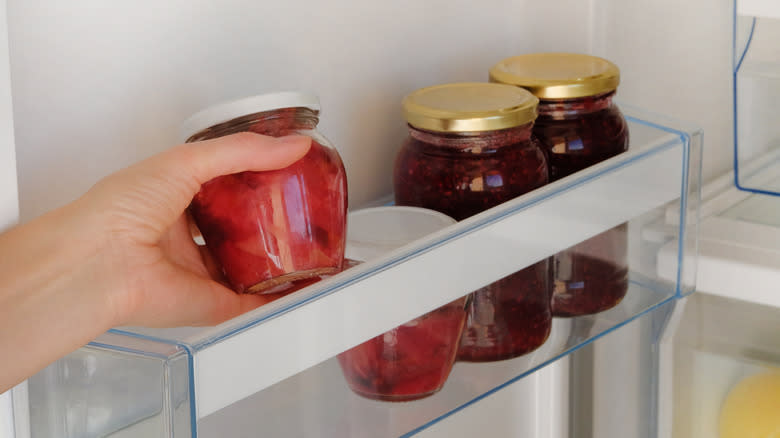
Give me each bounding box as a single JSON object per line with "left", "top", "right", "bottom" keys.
{"left": 0, "top": 0, "right": 26, "bottom": 436}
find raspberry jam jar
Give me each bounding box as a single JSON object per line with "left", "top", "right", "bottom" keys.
{"left": 393, "top": 83, "right": 553, "bottom": 362}
{"left": 490, "top": 53, "right": 629, "bottom": 317}
{"left": 182, "top": 92, "right": 348, "bottom": 294}
{"left": 337, "top": 207, "right": 466, "bottom": 401}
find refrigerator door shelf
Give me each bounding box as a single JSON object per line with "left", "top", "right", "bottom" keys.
{"left": 658, "top": 152, "right": 780, "bottom": 309}
{"left": 26, "top": 106, "right": 702, "bottom": 437}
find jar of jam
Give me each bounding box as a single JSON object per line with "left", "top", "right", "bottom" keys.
{"left": 337, "top": 207, "right": 467, "bottom": 401}
{"left": 182, "top": 92, "right": 348, "bottom": 294}
{"left": 490, "top": 53, "right": 629, "bottom": 316}
{"left": 393, "top": 82, "right": 552, "bottom": 361}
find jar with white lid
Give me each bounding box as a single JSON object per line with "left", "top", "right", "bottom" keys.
{"left": 182, "top": 92, "right": 348, "bottom": 294}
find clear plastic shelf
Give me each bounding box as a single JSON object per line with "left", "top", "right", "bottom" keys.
{"left": 26, "top": 106, "right": 702, "bottom": 437}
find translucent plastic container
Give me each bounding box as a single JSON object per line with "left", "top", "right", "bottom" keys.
{"left": 490, "top": 53, "right": 629, "bottom": 317}
{"left": 181, "top": 92, "right": 348, "bottom": 294}
{"left": 337, "top": 206, "right": 466, "bottom": 401}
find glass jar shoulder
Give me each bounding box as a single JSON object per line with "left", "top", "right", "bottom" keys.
{"left": 533, "top": 104, "right": 629, "bottom": 157}
{"left": 393, "top": 133, "right": 549, "bottom": 220}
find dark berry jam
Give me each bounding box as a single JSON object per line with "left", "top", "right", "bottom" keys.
{"left": 188, "top": 107, "right": 347, "bottom": 294}
{"left": 394, "top": 124, "right": 547, "bottom": 220}
{"left": 532, "top": 92, "right": 629, "bottom": 316}
{"left": 457, "top": 259, "right": 552, "bottom": 361}
{"left": 337, "top": 297, "right": 467, "bottom": 401}
{"left": 394, "top": 123, "right": 553, "bottom": 362}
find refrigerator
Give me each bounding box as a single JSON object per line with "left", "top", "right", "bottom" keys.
{"left": 0, "top": 0, "right": 778, "bottom": 436}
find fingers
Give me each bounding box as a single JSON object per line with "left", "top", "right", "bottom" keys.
{"left": 125, "top": 262, "right": 277, "bottom": 327}
{"left": 171, "top": 132, "right": 312, "bottom": 190}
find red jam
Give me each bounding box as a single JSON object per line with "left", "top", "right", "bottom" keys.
{"left": 457, "top": 259, "right": 552, "bottom": 362}
{"left": 337, "top": 297, "right": 467, "bottom": 401}
{"left": 394, "top": 123, "right": 553, "bottom": 362}
{"left": 187, "top": 106, "right": 347, "bottom": 294}
{"left": 532, "top": 92, "right": 629, "bottom": 316}
{"left": 394, "top": 124, "right": 547, "bottom": 220}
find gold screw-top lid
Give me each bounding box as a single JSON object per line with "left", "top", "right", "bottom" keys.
{"left": 402, "top": 82, "right": 539, "bottom": 133}
{"left": 489, "top": 53, "right": 620, "bottom": 100}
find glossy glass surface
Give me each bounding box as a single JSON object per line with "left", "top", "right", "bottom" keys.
{"left": 394, "top": 122, "right": 552, "bottom": 362}
{"left": 533, "top": 93, "right": 630, "bottom": 317}
{"left": 188, "top": 109, "right": 348, "bottom": 294}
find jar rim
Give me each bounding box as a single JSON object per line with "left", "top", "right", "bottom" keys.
{"left": 180, "top": 91, "right": 320, "bottom": 143}
{"left": 489, "top": 53, "right": 620, "bottom": 99}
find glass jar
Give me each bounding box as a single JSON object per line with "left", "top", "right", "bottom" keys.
{"left": 337, "top": 207, "right": 467, "bottom": 401}
{"left": 393, "top": 82, "right": 553, "bottom": 362}
{"left": 182, "top": 92, "right": 348, "bottom": 294}
{"left": 490, "top": 53, "right": 629, "bottom": 317}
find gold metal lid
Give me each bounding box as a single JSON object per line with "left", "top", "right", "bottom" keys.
{"left": 489, "top": 53, "right": 620, "bottom": 99}
{"left": 402, "top": 82, "right": 539, "bottom": 132}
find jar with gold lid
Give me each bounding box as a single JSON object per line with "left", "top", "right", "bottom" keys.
{"left": 490, "top": 53, "right": 629, "bottom": 317}
{"left": 393, "top": 82, "right": 552, "bottom": 361}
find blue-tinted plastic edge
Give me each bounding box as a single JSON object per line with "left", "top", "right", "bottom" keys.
{"left": 623, "top": 115, "right": 694, "bottom": 297}
{"left": 732, "top": 8, "right": 774, "bottom": 196}
{"left": 100, "top": 330, "right": 199, "bottom": 437}
{"left": 402, "top": 291, "right": 679, "bottom": 437}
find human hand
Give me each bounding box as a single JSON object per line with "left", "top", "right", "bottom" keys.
{"left": 82, "top": 132, "right": 312, "bottom": 327}
{"left": 0, "top": 132, "right": 310, "bottom": 391}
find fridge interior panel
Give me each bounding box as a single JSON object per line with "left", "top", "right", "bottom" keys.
{"left": 662, "top": 293, "right": 780, "bottom": 437}
{"left": 592, "top": 0, "right": 733, "bottom": 184}
{"left": 6, "top": 0, "right": 596, "bottom": 221}
{"left": 738, "top": 0, "right": 780, "bottom": 18}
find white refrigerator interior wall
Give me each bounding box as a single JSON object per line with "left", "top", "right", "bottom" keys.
{"left": 7, "top": 0, "right": 594, "bottom": 221}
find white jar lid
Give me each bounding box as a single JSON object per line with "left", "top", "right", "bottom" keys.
{"left": 180, "top": 91, "right": 320, "bottom": 142}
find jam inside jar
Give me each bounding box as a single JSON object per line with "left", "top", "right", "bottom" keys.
{"left": 534, "top": 92, "right": 629, "bottom": 317}
{"left": 184, "top": 95, "right": 348, "bottom": 294}
{"left": 337, "top": 295, "right": 468, "bottom": 402}
{"left": 394, "top": 82, "right": 553, "bottom": 362}
{"left": 457, "top": 259, "right": 552, "bottom": 361}
{"left": 490, "top": 53, "right": 630, "bottom": 317}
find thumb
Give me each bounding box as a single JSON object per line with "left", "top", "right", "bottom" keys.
{"left": 167, "top": 131, "right": 312, "bottom": 198}
{"left": 92, "top": 133, "right": 312, "bottom": 238}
